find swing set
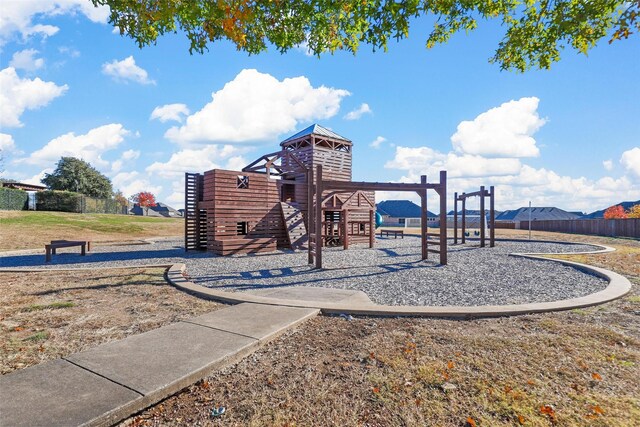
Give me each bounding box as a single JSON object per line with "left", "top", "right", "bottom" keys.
{"left": 453, "top": 186, "right": 496, "bottom": 247}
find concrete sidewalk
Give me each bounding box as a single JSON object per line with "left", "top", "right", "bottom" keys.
{"left": 0, "top": 303, "right": 318, "bottom": 427}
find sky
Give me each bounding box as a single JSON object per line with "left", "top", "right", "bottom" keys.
{"left": 0, "top": 1, "right": 638, "bottom": 213}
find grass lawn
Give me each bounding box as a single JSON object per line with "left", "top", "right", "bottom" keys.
{"left": 125, "top": 233, "right": 639, "bottom": 427}
{"left": 0, "top": 268, "right": 220, "bottom": 374}
{"left": 0, "top": 210, "right": 183, "bottom": 251}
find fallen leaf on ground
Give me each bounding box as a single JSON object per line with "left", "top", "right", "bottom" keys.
{"left": 540, "top": 405, "right": 557, "bottom": 423}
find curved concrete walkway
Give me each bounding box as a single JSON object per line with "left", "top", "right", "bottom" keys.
{"left": 0, "top": 303, "right": 319, "bottom": 427}
{"left": 0, "top": 240, "right": 630, "bottom": 317}
{"left": 166, "top": 242, "right": 631, "bottom": 318}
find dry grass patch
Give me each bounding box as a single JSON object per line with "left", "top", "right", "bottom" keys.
{"left": 126, "top": 236, "right": 639, "bottom": 427}
{"left": 0, "top": 210, "right": 183, "bottom": 251}
{"left": 0, "top": 268, "right": 220, "bottom": 374}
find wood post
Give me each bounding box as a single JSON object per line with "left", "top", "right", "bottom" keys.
{"left": 490, "top": 185, "right": 495, "bottom": 247}
{"left": 315, "top": 165, "right": 323, "bottom": 269}
{"left": 453, "top": 192, "right": 458, "bottom": 244}
{"left": 439, "top": 170, "right": 447, "bottom": 265}
{"left": 461, "top": 195, "right": 466, "bottom": 244}
{"left": 343, "top": 208, "right": 349, "bottom": 250}
{"left": 480, "top": 185, "right": 485, "bottom": 248}
{"left": 369, "top": 209, "right": 375, "bottom": 248}
{"left": 420, "top": 175, "right": 428, "bottom": 260}
{"left": 307, "top": 168, "right": 314, "bottom": 264}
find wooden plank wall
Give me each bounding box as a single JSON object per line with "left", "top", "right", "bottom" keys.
{"left": 184, "top": 173, "right": 207, "bottom": 251}
{"left": 519, "top": 219, "right": 640, "bottom": 238}
{"left": 312, "top": 146, "right": 352, "bottom": 181}
{"left": 202, "top": 169, "right": 287, "bottom": 253}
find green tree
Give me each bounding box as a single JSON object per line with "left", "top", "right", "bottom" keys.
{"left": 42, "top": 157, "right": 113, "bottom": 198}
{"left": 93, "top": 0, "right": 638, "bottom": 72}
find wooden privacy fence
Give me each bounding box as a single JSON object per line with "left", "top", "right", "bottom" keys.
{"left": 520, "top": 219, "right": 640, "bottom": 238}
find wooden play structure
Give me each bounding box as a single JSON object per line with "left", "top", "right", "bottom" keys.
{"left": 453, "top": 186, "right": 496, "bottom": 247}
{"left": 185, "top": 124, "right": 448, "bottom": 266}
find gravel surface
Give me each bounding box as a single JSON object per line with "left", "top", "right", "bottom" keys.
{"left": 0, "top": 237, "right": 608, "bottom": 306}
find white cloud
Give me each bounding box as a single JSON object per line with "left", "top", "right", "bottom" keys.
{"left": 380, "top": 98, "right": 640, "bottom": 212}
{"left": 58, "top": 46, "right": 81, "bottom": 58}
{"left": 165, "top": 69, "right": 350, "bottom": 145}
{"left": 121, "top": 149, "right": 140, "bottom": 161}
{"left": 24, "top": 168, "right": 52, "bottom": 186}
{"left": 20, "top": 124, "right": 129, "bottom": 168}
{"left": 385, "top": 146, "right": 522, "bottom": 178}
{"left": 620, "top": 147, "right": 640, "bottom": 179}
{"left": 102, "top": 56, "right": 155, "bottom": 85}
{"left": 603, "top": 159, "right": 613, "bottom": 171}
{"left": 384, "top": 145, "right": 639, "bottom": 211}
{"left": 0, "top": 133, "right": 17, "bottom": 152}
{"left": 150, "top": 104, "right": 190, "bottom": 123}
{"left": 110, "top": 150, "right": 139, "bottom": 173}
{"left": 0, "top": 0, "right": 109, "bottom": 45}
{"left": 225, "top": 155, "right": 248, "bottom": 171}
{"left": 112, "top": 171, "right": 162, "bottom": 199}
{"left": 0, "top": 67, "right": 68, "bottom": 127}
{"left": 451, "top": 97, "right": 545, "bottom": 158}
{"left": 369, "top": 136, "right": 386, "bottom": 149}
{"left": 344, "top": 103, "right": 372, "bottom": 120}
{"left": 9, "top": 49, "right": 44, "bottom": 71}
{"left": 146, "top": 145, "right": 243, "bottom": 179}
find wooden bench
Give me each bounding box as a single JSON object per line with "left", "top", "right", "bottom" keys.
{"left": 379, "top": 229, "right": 404, "bottom": 239}
{"left": 45, "top": 240, "right": 91, "bottom": 262}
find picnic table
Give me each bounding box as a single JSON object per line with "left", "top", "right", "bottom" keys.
{"left": 45, "top": 240, "right": 91, "bottom": 262}
{"left": 379, "top": 229, "right": 404, "bottom": 239}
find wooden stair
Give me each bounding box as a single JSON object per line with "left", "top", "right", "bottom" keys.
{"left": 279, "top": 202, "right": 308, "bottom": 250}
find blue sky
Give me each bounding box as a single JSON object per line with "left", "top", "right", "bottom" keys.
{"left": 1, "top": 2, "right": 638, "bottom": 213}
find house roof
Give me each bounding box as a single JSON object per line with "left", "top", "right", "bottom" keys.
{"left": 280, "top": 124, "right": 351, "bottom": 144}
{"left": 1, "top": 181, "right": 46, "bottom": 191}
{"left": 447, "top": 210, "right": 499, "bottom": 216}
{"left": 583, "top": 200, "right": 640, "bottom": 219}
{"left": 376, "top": 200, "right": 436, "bottom": 218}
{"left": 496, "top": 207, "right": 581, "bottom": 221}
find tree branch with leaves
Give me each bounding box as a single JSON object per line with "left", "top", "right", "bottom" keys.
{"left": 93, "top": 0, "right": 637, "bottom": 72}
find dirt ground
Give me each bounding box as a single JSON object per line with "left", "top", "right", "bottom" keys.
{"left": 125, "top": 233, "right": 639, "bottom": 427}
{"left": 0, "top": 268, "right": 220, "bottom": 374}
